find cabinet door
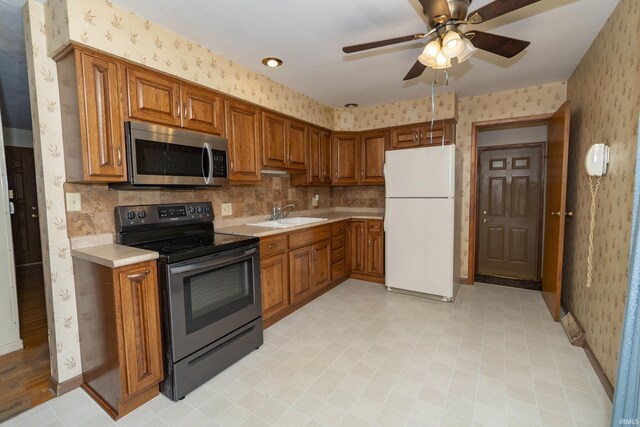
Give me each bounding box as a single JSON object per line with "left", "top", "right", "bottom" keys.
{"left": 260, "top": 253, "right": 289, "bottom": 320}
{"left": 115, "top": 263, "right": 163, "bottom": 399}
{"left": 126, "top": 67, "right": 180, "bottom": 127}
{"left": 288, "top": 120, "right": 308, "bottom": 171}
{"left": 367, "top": 231, "right": 384, "bottom": 277}
{"left": 420, "top": 120, "right": 455, "bottom": 145}
{"left": 390, "top": 125, "right": 420, "bottom": 150}
{"left": 308, "top": 127, "right": 323, "bottom": 184}
{"left": 262, "top": 112, "right": 288, "bottom": 169}
{"left": 78, "top": 52, "right": 126, "bottom": 181}
{"left": 311, "top": 240, "right": 332, "bottom": 290}
{"left": 345, "top": 223, "right": 352, "bottom": 273}
{"left": 289, "top": 246, "right": 312, "bottom": 304}
{"left": 349, "top": 221, "right": 366, "bottom": 273}
{"left": 361, "top": 131, "right": 387, "bottom": 184}
{"left": 321, "top": 131, "right": 332, "bottom": 184}
{"left": 225, "top": 100, "right": 262, "bottom": 182}
{"left": 180, "top": 84, "right": 224, "bottom": 135}
{"left": 332, "top": 133, "right": 360, "bottom": 185}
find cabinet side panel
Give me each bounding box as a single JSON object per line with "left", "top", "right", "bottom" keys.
{"left": 57, "top": 51, "right": 84, "bottom": 182}
{"left": 73, "top": 258, "right": 121, "bottom": 411}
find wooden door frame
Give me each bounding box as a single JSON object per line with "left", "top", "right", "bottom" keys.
{"left": 475, "top": 142, "right": 546, "bottom": 282}
{"left": 467, "top": 113, "right": 552, "bottom": 284}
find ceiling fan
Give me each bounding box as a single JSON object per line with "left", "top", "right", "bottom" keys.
{"left": 342, "top": 0, "right": 540, "bottom": 80}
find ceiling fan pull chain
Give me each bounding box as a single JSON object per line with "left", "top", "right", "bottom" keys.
{"left": 442, "top": 71, "right": 449, "bottom": 146}
{"left": 430, "top": 72, "right": 436, "bottom": 145}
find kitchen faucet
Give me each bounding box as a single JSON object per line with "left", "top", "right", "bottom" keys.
{"left": 279, "top": 203, "right": 295, "bottom": 219}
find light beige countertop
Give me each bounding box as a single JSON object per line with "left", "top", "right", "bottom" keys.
{"left": 217, "top": 209, "right": 384, "bottom": 238}
{"left": 71, "top": 244, "right": 159, "bottom": 268}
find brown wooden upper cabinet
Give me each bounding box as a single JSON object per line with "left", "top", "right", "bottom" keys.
{"left": 292, "top": 126, "right": 332, "bottom": 186}
{"left": 225, "top": 100, "right": 262, "bottom": 183}
{"left": 332, "top": 133, "right": 360, "bottom": 185}
{"left": 390, "top": 119, "right": 456, "bottom": 149}
{"left": 125, "top": 67, "right": 224, "bottom": 135}
{"left": 261, "top": 111, "right": 308, "bottom": 172}
{"left": 57, "top": 48, "right": 127, "bottom": 182}
{"left": 360, "top": 131, "right": 388, "bottom": 184}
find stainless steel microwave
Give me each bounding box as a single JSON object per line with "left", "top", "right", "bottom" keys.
{"left": 119, "top": 121, "right": 229, "bottom": 187}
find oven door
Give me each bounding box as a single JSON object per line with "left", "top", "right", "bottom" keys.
{"left": 126, "top": 121, "right": 229, "bottom": 186}
{"left": 167, "top": 244, "right": 261, "bottom": 362}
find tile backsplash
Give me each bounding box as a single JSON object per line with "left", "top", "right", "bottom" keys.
{"left": 64, "top": 175, "right": 380, "bottom": 238}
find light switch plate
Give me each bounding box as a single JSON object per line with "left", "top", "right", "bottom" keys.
{"left": 66, "top": 193, "right": 81, "bottom": 212}
{"left": 221, "top": 203, "right": 232, "bottom": 216}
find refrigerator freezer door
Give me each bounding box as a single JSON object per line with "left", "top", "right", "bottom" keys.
{"left": 385, "top": 198, "right": 455, "bottom": 298}
{"left": 385, "top": 145, "right": 455, "bottom": 198}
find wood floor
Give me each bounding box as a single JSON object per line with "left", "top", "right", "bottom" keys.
{"left": 0, "top": 265, "right": 53, "bottom": 422}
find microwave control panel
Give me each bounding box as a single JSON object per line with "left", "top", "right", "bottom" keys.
{"left": 211, "top": 149, "right": 227, "bottom": 178}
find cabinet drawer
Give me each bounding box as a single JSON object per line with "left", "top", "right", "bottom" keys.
{"left": 332, "top": 260, "right": 346, "bottom": 281}
{"left": 332, "top": 222, "right": 347, "bottom": 236}
{"left": 289, "top": 225, "right": 331, "bottom": 249}
{"left": 260, "top": 234, "right": 288, "bottom": 257}
{"left": 368, "top": 220, "right": 382, "bottom": 234}
{"left": 332, "top": 235, "right": 345, "bottom": 250}
{"left": 332, "top": 247, "right": 345, "bottom": 263}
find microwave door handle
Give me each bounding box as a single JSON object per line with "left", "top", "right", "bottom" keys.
{"left": 202, "top": 142, "right": 212, "bottom": 184}
{"left": 207, "top": 143, "right": 214, "bottom": 184}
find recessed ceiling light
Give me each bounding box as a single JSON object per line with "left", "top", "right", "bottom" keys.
{"left": 344, "top": 103, "right": 359, "bottom": 108}
{"left": 261, "top": 57, "right": 283, "bottom": 68}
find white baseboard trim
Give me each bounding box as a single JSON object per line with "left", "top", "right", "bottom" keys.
{"left": 0, "top": 338, "right": 24, "bottom": 356}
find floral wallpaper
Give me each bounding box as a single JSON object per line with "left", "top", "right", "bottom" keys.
{"left": 23, "top": 0, "right": 83, "bottom": 383}
{"left": 563, "top": 0, "right": 640, "bottom": 384}
{"left": 333, "top": 92, "right": 457, "bottom": 131}
{"left": 455, "top": 82, "right": 567, "bottom": 276}
{"left": 45, "top": 0, "right": 335, "bottom": 129}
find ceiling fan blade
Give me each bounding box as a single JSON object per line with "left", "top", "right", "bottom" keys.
{"left": 342, "top": 34, "right": 425, "bottom": 53}
{"left": 403, "top": 60, "right": 427, "bottom": 81}
{"left": 465, "top": 31, "right": 530, "bottom": 58}
{"left": 467, "top": 0, "right": 541, "bottom": 24}
{"left": 418, "top": 0, "right": 451, "bottom": 24}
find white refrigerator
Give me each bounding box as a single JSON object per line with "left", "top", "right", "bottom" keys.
{"left": 384, "top": 144, "right": 462, "bottom": 301}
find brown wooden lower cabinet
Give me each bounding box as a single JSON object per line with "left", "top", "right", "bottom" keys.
{"left": 73, "top": 259, "right": 163, "bottom": 420}
{"left": 259, "top": 219, "right": 384, "bottom": 327}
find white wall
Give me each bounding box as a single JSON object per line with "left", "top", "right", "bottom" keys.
{"left": 0, "top": 114, "right": 23, "bottom": 356}
{"left": 2, "top": 127, "right": 33, "bottom": 147}
{"left": 478, "top": 123, "right": 548, "bottom": 147}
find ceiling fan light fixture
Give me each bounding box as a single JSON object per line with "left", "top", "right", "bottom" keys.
{"left": 418, "top": 53, "right": 436, "bottom": 67}
{"left": 441, "top": 31, "right": 464, "bottom": 59}
{"left": 424, "top": 40, "right": 441, "bottom": 58}
{"left": 457, "top": 38, "right": 478, "bottom": 63}
{"left": 433, "top": 52, "right": 451, "bottom": 69}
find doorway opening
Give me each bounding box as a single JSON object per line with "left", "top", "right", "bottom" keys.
{"left": 0, "top": 134, "right": 52, "bottom": 422}
{"left": 475, "top": 125, "right": 547, "bottom": 291}
{"left": 467, "top": 103, "right": 572, "bottom": 321}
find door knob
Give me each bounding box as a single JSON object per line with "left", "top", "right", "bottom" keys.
{"left": 482, "top": 210, "right": 487, "bottom": 215}
{"left": 32, "top": 214, "right": 39, "bottom": 218}
{"left": 551, "top": 211, "right": 573, "bottom": 217}
{"left": 482, "top": 218, "right": 487, "bottom": 224}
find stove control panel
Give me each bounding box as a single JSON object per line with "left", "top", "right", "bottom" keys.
{"left": 116, "top": 202, "right": 214, "bottom": 232}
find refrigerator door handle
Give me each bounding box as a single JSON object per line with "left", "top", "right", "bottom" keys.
{"left": 384, "top": 200, "right": 390, "bottom": 232}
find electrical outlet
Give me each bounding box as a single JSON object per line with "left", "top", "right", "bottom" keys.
{"left": 66, "top": 193, "right": 81, "bottom": 212}
{"left": 221, "top": 203, "right": 232, "bottom": 216}
{"left": 312, "top": 194, "right": 319, "bottom": 207}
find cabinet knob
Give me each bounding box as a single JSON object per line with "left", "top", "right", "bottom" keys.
{"left": 183, "top": 103, "right": 187, "bottom": 118}
{"left": 176, "top": 101, "right": 181, "bottom": 118}
{"left": 268, "top": 243, "right": 278, "bottom": 249}
{"left": 116, "top": 145, "right": 122, "bottom": 166}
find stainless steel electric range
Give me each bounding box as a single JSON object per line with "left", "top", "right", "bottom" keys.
{"left": 116, "top": 202, "right": 262, "bottom": 401}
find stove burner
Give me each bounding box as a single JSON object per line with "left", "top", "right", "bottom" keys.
{"left": 161, "top": 242, "right": 204, "bottom": 254}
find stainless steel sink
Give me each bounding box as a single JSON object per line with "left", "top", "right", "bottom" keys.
{"left": 246, "top": 217, "right": 328, "bottom": 228}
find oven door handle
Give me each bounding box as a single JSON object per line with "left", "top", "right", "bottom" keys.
{"left": 170, "top": 247, "right": 258, "bottom": 275}
{"left": 203, "top": 142, "right": 213, "bottom": 184}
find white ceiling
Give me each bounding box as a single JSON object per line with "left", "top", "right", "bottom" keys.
{"left": 0, "top": 0, "right": 622, "bottom": 130}
{"left": 111, "top": 0, "right": 620, "bottom": 107}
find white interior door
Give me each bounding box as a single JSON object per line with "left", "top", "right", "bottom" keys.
{"left": 0, "top": 118, "right": 23, "bottom": 356}
{"left": 385, "top": 197, "right": 455, "bottom": 298}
